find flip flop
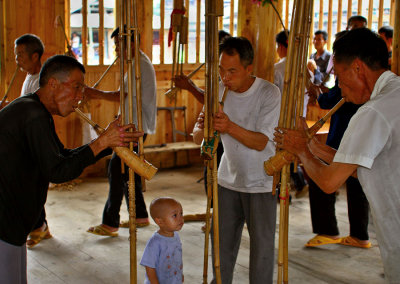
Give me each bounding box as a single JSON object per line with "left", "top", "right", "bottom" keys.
{"left": 305, "top": 235, "right": 342, "bottom": 247}
{"left": 27, "top": 224, "right": 52, "bottom": 249}
{"left": 340, "top": 236, "right": 371, "bottom": 249}
{"left": 119, "top": 220, "right": 150, "bottom": 228}
{"left": 87, "top": 225, "right": 118, "bottom": 237}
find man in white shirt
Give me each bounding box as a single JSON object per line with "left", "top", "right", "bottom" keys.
{"left": 194, "top": 37, "right": 281, "bottom": 284}
{"left": 14, "top": 34, "right": 52, "bottom": 249}
{"left": 85, "top": 27, "right": 157, "bottom": 237}
{"left": 14, "top": 34, "right": 43, "bottom": 97}
{"left": 275, "top": 28, "right": 399, "bottom": 283}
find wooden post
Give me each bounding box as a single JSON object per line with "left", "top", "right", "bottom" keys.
{"left": 392, "top": 0, "right": 400, "bottom": 76}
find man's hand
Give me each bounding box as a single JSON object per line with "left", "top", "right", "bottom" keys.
{"left": 213, "top": 105, "right": 231, "bottom": 134}
{"left": 89, "top": 117, "right": 144, "bottom": 156}
{"left": 307, "top": 59, "right": 317, "bottom": 73}
{"left": 173, "top": 75, "right": 194, "bottom": 91}
{"left": 273, "top": 117, "right": 309, "bottom": 156}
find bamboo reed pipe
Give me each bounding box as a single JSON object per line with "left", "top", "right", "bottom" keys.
{"left": 92, "top": 56, "right": 119, "bottom": 88}
{"left": 74, "top": 108, "right": 157, "bottom": 181}
{"left": 0, "top": 67, "right": 18, "bottom": 109}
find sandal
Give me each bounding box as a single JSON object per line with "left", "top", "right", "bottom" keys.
{"left": 305, "top": 235, "right": 341, "bottom": 247}
{"left": 27, "top": 224, "right": 52, "bottom": 249}
{"left": 340, "top": 236, "right": 371, "bottom": 249}
{"left": 87, "top": 225, "right": 118, "bottom": 237}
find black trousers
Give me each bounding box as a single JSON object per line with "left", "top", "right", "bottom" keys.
{"left": 309, "top": 176, "right": 369, "bottom": 240}
{"left": 102, "top": 151, "right": 148, "bottom": 228}
{"left": 33, "top": 207, "right": 47, "bottom": 230}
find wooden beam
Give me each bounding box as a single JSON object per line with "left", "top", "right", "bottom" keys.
{"left": 327, "top": 0, "right": 332, "bottom": 49}
{"left": 378, "top": 0, "right": 384, "bottom": 28}
{"left": 99, "top": 0, "right": 104, "bottom": 65}
{"left": 368, "top": 0, "right": 373, "bottom": 29}
{"left": 337, "top": 0, "right": 342, "bottom": 33}
{"left": 392, "top": 0, "right": 399, "bottom": 75}
{"left": 319, "top": 0, "right": 323, "bottom": 30}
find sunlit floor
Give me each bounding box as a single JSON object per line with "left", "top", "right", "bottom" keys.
{"left": 27, "top": 165, "right": 385, "bottom": 283}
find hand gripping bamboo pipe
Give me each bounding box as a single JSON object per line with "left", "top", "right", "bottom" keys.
{"left": 74, "top": 108, "right": 157, "bottom": 181}
{"left": 0, "top": 66, "right": 18, "bottom": 109}
{"left": 264, "top": 98, "right": 344, "bottom": 176}
{"left": 202, "top": 1, "right": 223, "bottom": 283}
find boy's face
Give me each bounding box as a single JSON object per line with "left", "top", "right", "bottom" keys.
{"left": 158, "top": 202, "right": 184, "bottom": 234}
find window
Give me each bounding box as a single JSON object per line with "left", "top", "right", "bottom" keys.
{"left": 152, "top": 0, "right": 239, "bottom": 65}
{"left": 70, "top": 0, "right": 116, "bottom": 66}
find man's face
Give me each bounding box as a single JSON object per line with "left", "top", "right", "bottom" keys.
{"left": 334, "top": 59, "right": 369, "bottom": 104}
{"left": 219, "top": 52, "right": 252, "bottom": 93}
{"left": 53, "top": 69, "right": 85, "bottom": 117}
{"left": 14, "top": 44, "right": 36, "bottom": 73}
{"left": 313, "top": 34, "right": 326, "bottom": 51}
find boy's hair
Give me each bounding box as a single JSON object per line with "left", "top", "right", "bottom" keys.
{"left": 378, "top": 26, "right": 393, "bottom": 39}
{"left": 275, "top": 30, "right": 289, "bottom": 48}
{"left": 149, "top": 197, "right": 180, "bottom": 220}
{"left": 39, "top": 55, "right": 85, "bottom": 87}
{"left": 333, "top": 28, "right": 388, "bottom": 71}
{"left": 111, "top": 26, "right": 140, "bottom": 44}
{"left": 219, "top": 36, "right": 254, "bottom": 67}
{"left": 15, "top": 34, "right": 44, "bottom": 59}
{"left": 314, "top": 30, "right": 328, "bottom": 41}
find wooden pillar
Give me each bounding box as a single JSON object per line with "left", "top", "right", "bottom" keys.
{"left": 392, "top": 0, "right": 400, "bottom": 76}
{"left": 138, "top": 1, "right": 153, "bottom": 58}
{"left": 237, "top": 0, "right": 282, "bottom": 82}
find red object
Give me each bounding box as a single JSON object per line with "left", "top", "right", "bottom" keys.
{"left": 168, "top": 9, "right": 186, "bottom": 47}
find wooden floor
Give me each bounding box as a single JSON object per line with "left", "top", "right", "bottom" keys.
{"left": 27, "top": 165, "right": 385, "bottom": 283}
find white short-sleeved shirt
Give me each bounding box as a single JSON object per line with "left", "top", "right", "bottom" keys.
{"left": 123, "top": 51, "right": 157, "bottom": 134}
{"left": 218, "top": 77, "right": 281, "bottom": 193}
{"left": 274, "top": 57, "right": 308, "bottom": 117}
{"left": 334, "top": 71, "right": 400, "bottom": 282}
{"left": 20, "top": 73, "right": 39, "bottom": 97}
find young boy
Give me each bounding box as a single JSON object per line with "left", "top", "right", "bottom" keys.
{"left": 140, "top": 197, "right": 184, "bottom": 284}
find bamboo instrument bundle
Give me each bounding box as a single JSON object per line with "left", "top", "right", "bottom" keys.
{"left": 266, "top": 0, "right": 315, "bottom": 282}
{"left": 74, "top": 108, "right": 157, "bottom": 181}
{"left": 0, "top": 67, "right": 18, "bottom": 109}
{"left": 264, "top": 98, "right": 344, "bottom": 176}
{"left": 202, "top": 1, "right": 223, "bottom": 283}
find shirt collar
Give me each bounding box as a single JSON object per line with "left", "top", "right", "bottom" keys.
{"left": 370, "top": 70, "right": 397, "bottom": 100}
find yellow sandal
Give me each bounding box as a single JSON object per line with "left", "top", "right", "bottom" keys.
{"left": 27, "top": 225, "right": 52, "bottom": 249}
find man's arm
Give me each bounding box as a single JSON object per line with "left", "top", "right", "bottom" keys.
{"left": 173, "top": 75, "right": 205, "bottom": 104}
{"left": 84, "top": 86, "right": 120, "bottom": 101}
{"left": 145, "top": 267, "right": 159, "bottom": 284}
{"left": 274, "top": 124, "right": 357, "bottom": 193}
{"left": 214, "top": 106, "right": 268, "bottom": 151}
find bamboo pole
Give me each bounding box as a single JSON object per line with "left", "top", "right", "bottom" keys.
{"left": 348, "top": 0, "right": 352, "bottom": 20}
{"left": 368, "top": 0, "right": 373, "bottom": 29}
{"left": 0, "top": 66, "right": 18, "bottom": 109}
{"left": 165, "top": 63, "right": 205, "bottom": 99}
{"left": 378, "top": 0, "right": 384, "bottom": 28}
{"left": 92, "top": 56, "right": 119, "bottom": 88}
{"left": 202, "top": 1, "right": 223, "bottom": 283}
{"left": 392, "top": 0, "right": 400, "bottom": 76}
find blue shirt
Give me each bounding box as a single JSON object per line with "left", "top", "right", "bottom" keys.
{"left": 318, "top": 79, "right": 362, "bottom": 149}
{"left": 310, "top": 50, "right": 331, "bottom": 85}
{"left": 140, "top": 232, "right": 183, "bottom": 284}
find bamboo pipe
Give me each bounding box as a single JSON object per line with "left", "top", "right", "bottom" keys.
{"left": 74, "top": 108, "right": 157, "bottom": 181}
{"left": 165, "top": 63, "right": 205, "bottom": 99}
{"left": 265, "top": 98, "right": 344, "bottom": 177}
{"left": 0, "top": 67, "right": 19, "bottom": 109}
{"left": 92, "top": 56, "right": 119, "bottom": 88}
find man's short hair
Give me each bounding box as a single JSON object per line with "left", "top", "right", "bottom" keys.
{"left": 218, "top": 30, "right": 231, "bottom": 44}
{"left": 333, "top": 28, "right": 388, "bottom": 71}
{"left": 347, "top": 15, "right": 367, "bottom": 28}
{"left": 275, "top": 30, "right": 289, "bottom": 48}
{"left": 315, "top": 30, "right": 328, "bottom": 41}
{"left": 378, "top": 25, "right": 393, "bottom": 39}
{"left": 15, "top": 34, "right": 44, "bottom": 59}
{"left": 111, "top": 26, "right": 140, "bottom": 44}
{"left": 39, "top": 55, "right": 85, "bottom": 87}
{"left": 219, "top": 36, "right": 254, "bottom": 67}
